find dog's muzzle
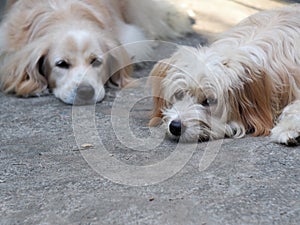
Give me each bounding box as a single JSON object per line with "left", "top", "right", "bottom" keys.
{"left": 169, "top": 119, "right": 210, "bottom": 142}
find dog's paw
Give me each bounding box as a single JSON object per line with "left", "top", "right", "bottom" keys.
{"left": 23, "top": 88, "right": 50, "bottom": 98}
{"left": 271, "top": 127, "right": 300, "bottom": 146}
{"left": 271, "top": 102, "right": 300, "bottom": 146}
{"left": 36, "top": 88, "right": 50, "bottom": 97}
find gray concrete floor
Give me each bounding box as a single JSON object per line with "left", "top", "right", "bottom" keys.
{"left": 1, "top": 1, "right": 300, "bottom": 224}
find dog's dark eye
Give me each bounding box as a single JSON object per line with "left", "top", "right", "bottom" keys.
{"left": 202, "top": 98, "right": 218, "bottom": 107}
{"left": 55, "top": 60, "right": 70, "bottom": 69}
{"left": 90, "top": 58, "right": 103, "bottom": 67}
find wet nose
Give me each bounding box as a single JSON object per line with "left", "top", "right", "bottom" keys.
{"left": 169, "top": 120, "right": 183, "bottom": 136}
{"left": 77, "top": 84, "right": 95, "bottom": 101}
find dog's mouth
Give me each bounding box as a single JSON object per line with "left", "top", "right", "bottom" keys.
{"left": 53, "top": 83, "right": 106, "bottom": 105}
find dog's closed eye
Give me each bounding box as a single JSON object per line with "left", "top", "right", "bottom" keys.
{"left": 90, "top": 57, "right": 103, "bottom": 67}
{"left": 55, "top": 60, "right": 71, "bottom": 69}
{"left": 174, "top": 89, "right": 185, "bottom": 100}
{"left": 201, "top": 98, "right": 218, "bottom": 107}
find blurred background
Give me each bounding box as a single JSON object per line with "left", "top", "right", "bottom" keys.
{"left": 170, "top": 0, "right": 300, "bottom": 37}
{"left": 1, "top": 0, "right": 300, "bottom": 36}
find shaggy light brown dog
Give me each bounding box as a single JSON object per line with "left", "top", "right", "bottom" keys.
{"left": 150, "top": 4, "right": 300, "bottom": 146}
{"left": 0, "top": 0, "right": 191, "bottom": 105}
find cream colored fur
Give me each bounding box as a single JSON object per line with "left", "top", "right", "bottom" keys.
{"left": 150, "top": 4, "right": 300, "bottom": 146}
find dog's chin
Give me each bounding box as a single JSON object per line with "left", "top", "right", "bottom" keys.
{"left": 53, "top": 87, "right": 106, "bottom": 105}
{"left": 166, "top": 132, "right": 210, "bottom": 143}
{"left": 165, "top": 118, "right": 235, "bottom": 142}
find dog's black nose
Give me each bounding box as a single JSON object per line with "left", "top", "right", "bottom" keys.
{"left": 169, "top": 120, "right": 183, "bottom": 136}
{"left": 77, "top": 84, "right": 95, "bottom": 101}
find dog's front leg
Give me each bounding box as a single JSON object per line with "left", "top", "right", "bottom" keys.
{"left": 271, "top": 100, "right": 300, "bottom": 146}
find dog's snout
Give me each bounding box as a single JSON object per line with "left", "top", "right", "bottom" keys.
{"left": 169, "top": 120, "right": 183, "bottom": 136}
{"left": 77, "top": 84, "right": 95, "bottom": 101}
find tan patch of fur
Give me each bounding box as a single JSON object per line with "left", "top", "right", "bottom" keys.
{"left": 229, "top": 65, "right": 300, "bottom": 136}
{"left": 148, "top": 59, "right": 172, "bottom": 126}
{"left": 229, "top": 69, "right": 274, "bottom": 136}
{"left": 0, "top": 40, "right": 49, "bottom": 96}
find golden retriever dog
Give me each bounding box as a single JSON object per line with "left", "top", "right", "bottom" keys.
{"left": 149, "top": 4, "right": 300, "bottom": 146}
{"left": 0, "top": 0, "right": 191, "bottom": 105}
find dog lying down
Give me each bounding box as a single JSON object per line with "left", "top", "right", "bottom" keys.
{"left": 0, "top": 0, "right": 192, "bottom": 105}
{"left": 149, "top": 4, "right": 300, "bottom": 146}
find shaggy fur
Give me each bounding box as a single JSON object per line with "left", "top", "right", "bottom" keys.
{"left": 149, "top": 4, "right": 300, "bottom": 146}
{"left": 0, "top": 0, "right": 192, "bottom": 104}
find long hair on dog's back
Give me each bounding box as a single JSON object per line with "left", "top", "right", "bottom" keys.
{"left": 149, "top": 4, "right": 300, "bottom": 145}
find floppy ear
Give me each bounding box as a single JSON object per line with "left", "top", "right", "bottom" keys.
{"left": 106, "top": 45, "right": 133, "bottom": 88}
{"left": 0, "top": 40, "right": 49, "bottom": 96}
{"left": 148, "top": 59, "right": 171, "bottom": 126}
{"left": 227, "top": 61, "right": 274, "bottom": 136}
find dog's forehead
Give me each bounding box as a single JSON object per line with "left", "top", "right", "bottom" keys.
{"left": 48, "top": 29, "right": 104, "bottom": 63}
{"left": 166, "top": 47, "right": 219, "bottom": 84}
{"left": 59, "top": 30, "right": 99, "bottom": 53}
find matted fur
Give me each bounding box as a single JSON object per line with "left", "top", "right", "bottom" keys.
{"left": 150, "top": 4, "right": 300, "bottom": 145}
{"left": 0, "top": 0, "right": 192, "bottom": 104}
